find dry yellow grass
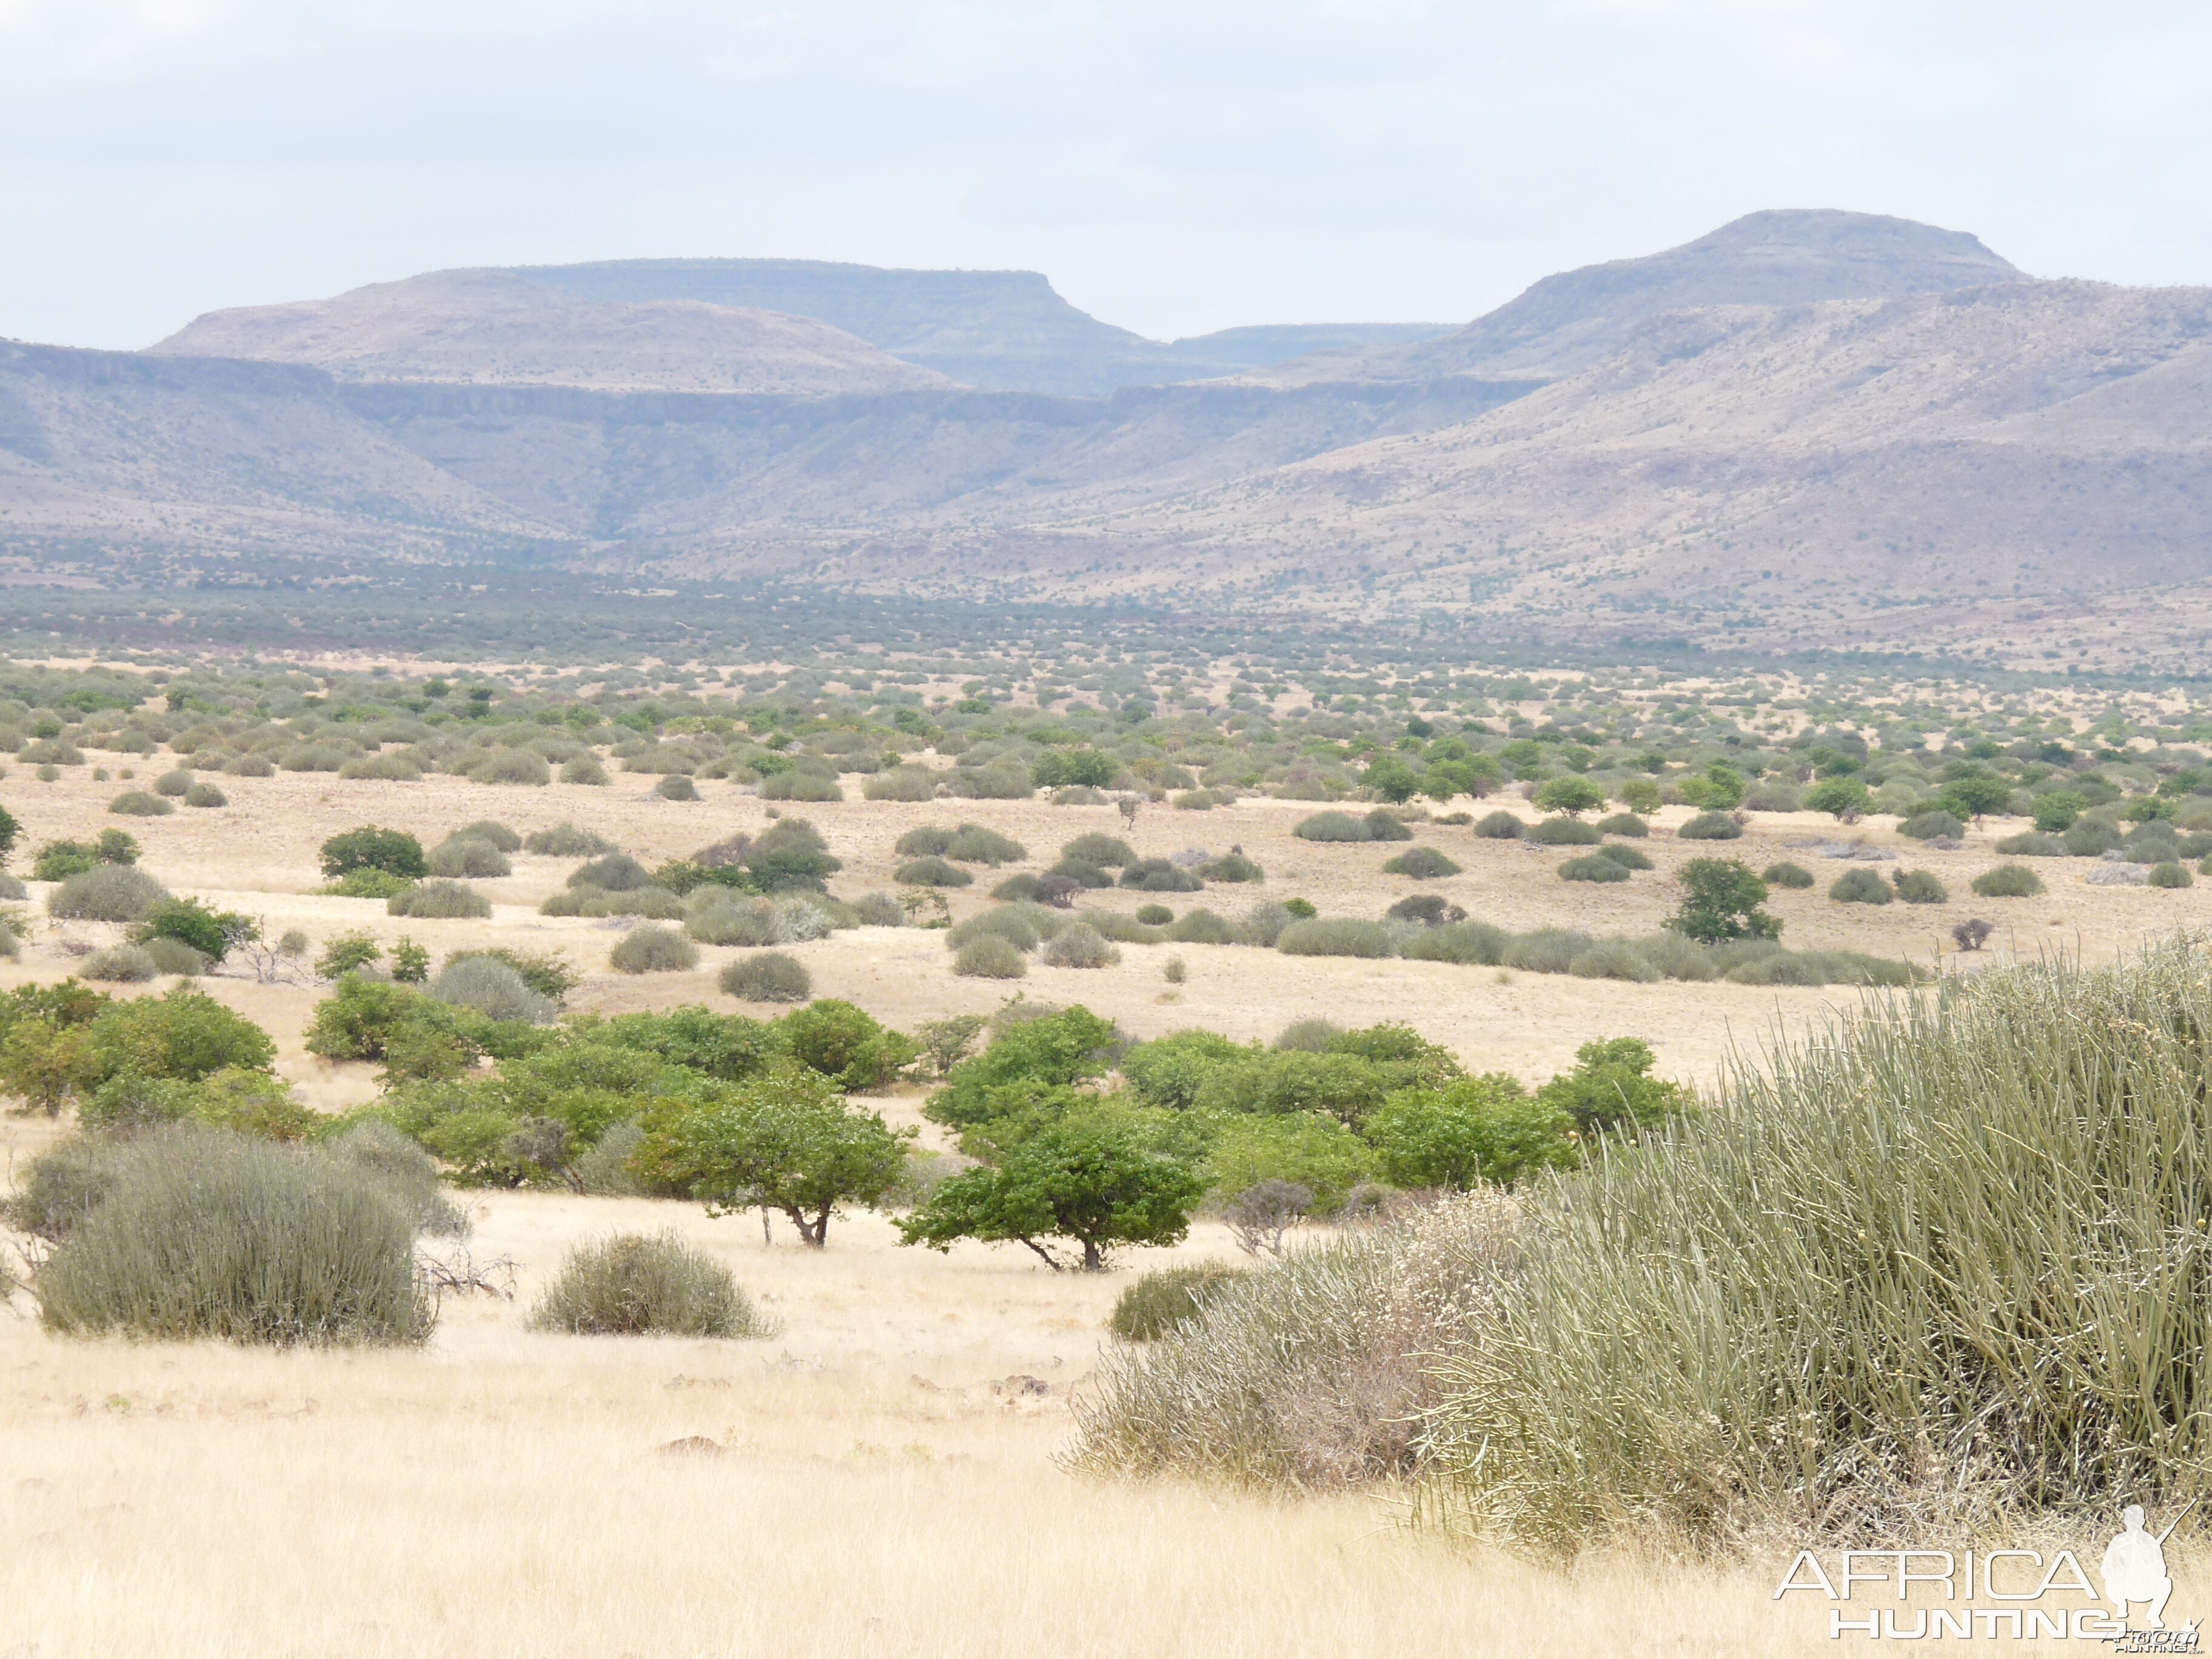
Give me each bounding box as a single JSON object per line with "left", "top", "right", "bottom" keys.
{"left": 4, "top": 762, "right": 2207, "bottom": 1654}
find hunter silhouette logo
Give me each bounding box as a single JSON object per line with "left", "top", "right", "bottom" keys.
{"left": 1773, "top": 1501, "right": 2200, "bottom": 1644}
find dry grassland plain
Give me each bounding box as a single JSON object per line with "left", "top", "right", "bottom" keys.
{"left": 2, "top": 762, "right": 2203, "bottom": 1656}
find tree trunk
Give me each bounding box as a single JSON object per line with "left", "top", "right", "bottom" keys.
{"left": 1081, "top": 1238, "right": 1104, "bottom": 1272}
{"left": 1019, "top": 1237, "right": 1064, "bottom": 1272}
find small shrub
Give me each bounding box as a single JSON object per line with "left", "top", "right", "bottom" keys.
{"left": 109, "top": 790, "right": 173, "bottom": 817}
{"left": 685, "top": 891, "right": 779, "bottom": 946}
{"left": 609, "top": 925, "right": 699, "bottom": 974}
{"left": 571, "top": 853, "right": 652, "bottom": 892}
{"left": 49, "top": 864, "right": 169, "bottom": 921}
{"left": 322, "top": 868, "right": 417, "bottom": 899}
{"left": 1201, "top": 851, "right": 1265, "bottom": 883}
{"left": 1109, "top": 1264, "right": 1248, "bottom": 1341}
{"left": 865, "top": 768, "right": 939, "bottom": 801}
{"left": 1134, "top": 903, "right": 1175, "bottom": 925}
{"left": 2149, "top": 861, "right": 2194, "bottom": 890}
{"left": 1994, "top": 831, "right": 2065, "bottom": 856}
{"left": 953, "top": 935, "right": 1028, "bottom": 979}
{"left": 523, "top": 823, "right": 617, "bottom": 856}
{"left": 1526, "top": 817, "right": 1600, "bottom": 846}
{"left": 651, "top": 773, "right": 699, "bottom": 802}
{"left": 1762, "top": 862, "right": 1814, "bottom": 889}
{"left": 1594, "top": 843, "right": 1654, "bottom": 871}
{"left": 1049, "top": 857, "right": 1114, "bottom": 888}
{"left": 1400, "top": 921, "right": 1510, "bottom": 965}
{"left": 851, "top": 891, "right": 907, "bottom": 928}
{"left": 1677, "top": 811, "right": 1742, "bottom": 840}
{"left": 947, "top": 908, "right": 1047, "bottom": 953}
{"left": 1473, "top": 810, "right": 1524, "bottom": 840}
{"left": 427, "top": 957, "right": 555, "bottom": 1024}
{"left": 141, "top": 937, "right": 207, "bottom": 977}
{"left": 84, "top": 944, "right": 160, "bottom": 982}
{"left": 1386, "top": 894, "right": 1465, "bottom": 927}
{"left": 719, "top": 951, "right": 813, "bottom": 1002}
{"left": 1041, "top": 924, "right": 1119, "bottom": 969}
{"left": 1568, "top": 943, "right": 1660, "bottom": 983}
{"left": 426, "top": 838, "right": 512, "bottom": 878}
{"left": 1364, "top": 811, "right": 1413, "bottom": 842}
{"left": 945, "top": 825, "right": 1026, "bottom": 866}
{"left": 1120, "top": 859, "right": 1204, "bottom": 893}
{"left": 1724, "top": 954, "right": 1823, "bottom": 987}
{"left": 223, "top": 754, "right": 275, "bottom": 777}
{"left": 896, "top": 855, "right": 972, "bottom": 887}
{"left": 1164, "top": 956, "right": 1187, "bottom": 984}
{"left": 1595, "top": 813, "right": 1647, "bottom": 839}
{"left": 1062, "top": 834, "right": 1136, "bottom": 867}
{"left": 529, "top": 1232, "right": 766, "bottom": 1338}
{"left": 1294, "top": 811, "right": 1369, "bottom": 842}
{"left": 1166, "top": 908, "right": 1236, "bottom": 945}
{"left": 1829, "top": 867, "right": 1894, "bottom": 905}
{"left": 1277, "top": 919, "right": 1397, "bottom": 959}
{"left": 1899, "top": 809, "right": 1966, "bottom": 842}
{"left": 321, "top": 826, "right": 426, "bottom": 880}
{"left": 992, "top": 874, "right": 1044, "bottom": 902}
{"left": 183, "top": 782, "right": 227, "bottom": 808}
{"left": 1559, "top": 856, "right": 1630, "bottom": 884}
{"left": 1892, "top": 869, "right": 1949, "bottom": 904}
{"left": 898, "top": 826, "right": 956, "bottom": 857}
{"left": 1273, "top": 1018, "right": 1343, "bottom": 1052}
{"left": 757, "top": 772, "right": 841, "bottom": 802}
{"left": 2063, "top": 819, "right": 2124, "bottom": 857}
{"left": 387, "top": 880, "right": 492, "bottom": 919}
{"left": 1381, "top": 846, "right": 1461, "bottom": 879}
{"left": 1504, "top": 929, "right": 1595, "bottom": 974}
{"left": 1952, "top": 919, "right": 1994, "bottom": 951}
{"left": 560, "top": 756, "right": 610, "bottom": 786}
{"left": 1972, "top": 863, "right": 2045, "bottom": 899}
{"left": 153, "top": 769, "right": 193, "bottom": 797}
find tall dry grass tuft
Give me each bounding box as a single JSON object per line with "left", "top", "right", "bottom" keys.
{"left": 1421, "top": 939, "right": 2212, "bottom": 1557}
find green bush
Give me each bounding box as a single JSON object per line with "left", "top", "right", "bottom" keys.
{"left": 387, "top": 880, "right": 492, "bottom": 919}
{"left": 1676, "top": 811, "right": 1741, "bottom": 840}
{"left": 1972, "top": 863, "right": 2045, "bottom": 899}
{"left": 1062, "top": 833, "right": 1136, "bottom": 867}
{"left": 746, "top": 818, "right": 841, "bottom": 892}
{"left": 1134, "top": 903, "right": 1175, "bottom": 925}
{"left": 560, "top": 756, "right": 609, "bottom": 786}
{"left": 2148, "top": 861, "right": 2194, "bottom": 889}
{"left": 1294, "top": 811, "right": 1369, "bottom": 842}
{"left": 720, "top": 952, "right": 813, "bottom": 1003}
{"left": 1381, "top": 846, "right": 1461, "bottom": 879}
{"left": 1899, "top": 809, "right": 1965, "bottom": 842}
{"left": 1110, "top": 1264, "right": 1250, "bottom": 1341}
{"left": 322, "top": 868, "right": 417, "bottom": 899}
{"left": 686, "top": 891, "right": 780, "bottom": 946}
{"left": 84, "top": 944, "right": 160, "bottom": 982}
{"left": 1200, "top": 851, "right": 1265, "bottom": 883}
{"left": 109, "top": 790, "right": 173, "bottom": 817}
{"left": 864, "top": 767, "right": 939, "bottom": 801}
{"left": 320, "top": 826, "right": 426, "bottom": 880}
{"left": 895, "top": 855, "right": 972, "bottom": 887}
{"left": 1559, "top": 856, "right": 1629, "bottom": 884}
{"left": 945, "top": 825, "right": 1026, "bottom": 865}
{"left": 1277, "top": 919, "right": 1396, "bottom": 958}
{"left": 1892, "top": 869, "right": 1948, "bottom": 904}
{"left": 953, "top": 935, "right": 1028, "bottom": 979}
{"left": 1761, "top": 862, "right": 1814, "bottom": 888}
{"left": 1594, "top": 813, "right": 1647, "bottom": 839}
{"left": 2063, "top": 819, "right": 2124, "bottom": 857}
{"left": 184, "top": 782, "right": 227, "bottom": 808}
{"left": 36, "top": 1130, "right": 433, "bottom": 1347}
{"left": 49, "top": 863, "right": 169, "bottom": 921}
{"left": 141, "top": 937, "right": 207, "bottom": 977}
{"left": 528, "top": 1232, "right": 767, "bottom": 1338}
{"left": 1, "top": 1134, "right": 127, "bottom": 1241}
{"left": 1399, "top": 922, "right": 1510, "bottom": 965}
{"left": 1049, "top": 857, "right": 1114, "bottom": 888}
{"left": 1594, "top": 843, "right": 1653, "bottom": 871}
{"left": 779, "top": 999, "right": 913, "bottom": 1089}
{"left": 1473, "top": 811, "right": 1523, "bottom": 839}
{"left": 1504, "top": 929, "right": 1595, "bottom": 974}
{"left": 426, "top": 837, "right": 511, "bottom": 878}
{"left": 1166, "top": 908, "right": 1236, "bottom": 945}
{"left": 609, "top": 925, "right": 699, "bottom": 974}
{"left": 1828, "top": 866, "right": 1892, "bottom": 905}
{"left": 428, "top": 957, "right": 555, "bottom": 1024}
{"left": 1994, "top": 831, "right": 2066, "bottom": 856}
{"left": 1526, "top": 817, "right": 1600, "bottom": 846}
{"left": 1120, "top": 858, "right": 1204, "bottom": 893}
{"left": 571, "top": 852, "right": 652, "bottom": 891}
{"left": 1040, "top": 923, "right": 1118, "bottom": 968}
{"left": 1081, "top": 910, "right": 1165, "bottom": 945}
{"left": 222, "top": 754, "right": 275, "bottom": 777}
{"left": 523, "top": 823, "right": 617, "bottom": 856}
{"left": 1567, "top": 942, "right": 1658, "bottom": 981}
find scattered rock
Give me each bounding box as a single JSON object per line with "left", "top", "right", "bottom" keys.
{"left": 2087, "top": 863, "right": 2151, "bottom": 886}
{"left": 993, "top": 1375, "right": 1050, "bottom": 1398}
{"left": 1814, "top": 842, "right": 1895, "bottom": 861}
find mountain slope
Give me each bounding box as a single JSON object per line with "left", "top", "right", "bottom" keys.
{"left": 1246, "top": 209, "right": 2025, "bottom": 387}
{"left": 150, "top": 270, "right": 951, "bottom": 395}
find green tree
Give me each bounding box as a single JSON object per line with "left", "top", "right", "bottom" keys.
{"left": 0, "top": 803, "right": 19, "bottom": 865}
{"left": 1362, "top": 754, "right": 1422, "bottom": 804}
{"left": 320, "top": 825, "right": 427, "bottom": 880}
{"left": 1204, "top": 1113, "right": 1375, "bottom": 1212}
{"left": 1532, "top": 1037, "right": 1692, "bottom": 1139}
{"left": 89, "top": 987, "right": 276, "bottom": 1084}
{"left": 926, "top": 1005, "right": 1121, "bottom": 1135}
{"left": 899, "top": 1108, "right": 1204, "bottom": 1271}
{"left": 1421, "top": 754, "right": 1502, "bottom": 802}
{"left": 1367, "top": 1073, "right": 1578, "bottom": 1188}
{"left": 1805, "top": 777, "right": 1874, "bottom": 820}
{"left": 2032, "top": 790, "right": 2086, "bottom": 833}
{"left": 1617, "top": 779, "right": 1663, "bottom": 815}
{"left": 1937, "top": 771, "right": 2014, "bottom": 822}
{"left": 1534, "top": 776, "right": 1606, "bottom": 817}
{"left": 1668, "top": 857, "right": 1781, "bottom": 943}
{"left": 130, "top": 897, "right": 257, "bottom": 964}
{"left": 744, "top": 818, "right": 842, "bottom": 892}
{"left": 1677, "top": 764, "right": 1748, "bottom": 811}
{"left": 776, "top": 999, "right": 919, "bottom": 1092}
{"left": 638, "top": 1067, "right": 910, "bottom": 1246}
{"left": 1031, "top": 749, "right": 1118, "bottom": 789}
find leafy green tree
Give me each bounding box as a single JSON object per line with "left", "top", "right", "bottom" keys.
{"left": 1535, "top": 776, "right": 1606, "bottom": 817}
{"left": 1421, "top": 754, "right": 1502, "bottom": 802}
{"left": 2032, "top": 791, "right": 2087, "bottom": 833}
{"left": 926, "top": 1005, "right": 1120, "bottom": 1135}
{"left": 1031, "top": 748, "right": 1118, "bottom": 789}
{"left": 1937, "top": 771, "right": 2014, "bottom": 822}
{"left": 0, "top": 803, "right": 19, "bottom": 865}
{"left": 390, "top": 937, "right": 431, "bottom": 983}
{"left": 1668, "top": 857, "right": 1781, "bottom": 943}
{"left": 130, "top": 897, "right": 257, "bottom": 964}
{"left": 1116, "top": 1029, "right": 1247, "bottom": 1111}
{"left": 320, "top": 825, "right": 427, "bottom": 880}
{"left": 1362, "top": 754, "right": 1422, "bottom": 804}
{"left": 1532, "top": 1038, "right": 1694, "bottom": 1139}
{"left": 1617, "top": 779, "right": 1663, "bottom": 815}
{"left": 776, "top": 999, "right": 918, "bottom": 1092}
{"left": 1204, "top": 1113, "right": 1374, "bottom": 1212}
{"left": 1367, "top": 1073, "right": 1578, "bottom": 1188}
{"left": 744, "top": 818, "right": 841, "bottom": 892}
{"left": 899, "top": 1108, "right": 1204, "bottom": 1271}
{"left": 638, "top": 1067, "right": 911, "bottom": 1245}
{"left": 1805, "top": 777, "right": 1874, "bottom": 819}
{"left": 89, "top": 987, "right": 276, "bottom": 1085}
{"left": 1677, "top": 764, "right": 1748, "bottom": 811}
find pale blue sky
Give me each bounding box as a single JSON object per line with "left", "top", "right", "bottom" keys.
{"left": 3, "top": 1, "right": 2208, "bottom": 349}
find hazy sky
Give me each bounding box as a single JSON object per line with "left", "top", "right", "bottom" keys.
{"left": 4, "top": 1, "right": 2210, "bottom": 350}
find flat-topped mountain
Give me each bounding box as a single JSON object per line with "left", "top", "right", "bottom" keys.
{"left": 1246, "top": 209, "right": 2027, "bottom": 386}
{"left": 149, "top": 269, "right": 954, "bottom": 395}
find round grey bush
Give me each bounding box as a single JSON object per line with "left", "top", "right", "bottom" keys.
{"left": 387, "top": 879, "right": 493, "bottom": 919}
{"left": 1724, "top": 954, "right": 1823, "bottom": 987}
{"left": 1504, "top": 928, "right": 1595, "bottom": 974}
{"left": 529, "top": 1232, "right": 765, "bottom": 1337}
{"left": 1595, "top": 813, "right": 1647, "bottom": 838}
{"left": 340, "top": 753, "right": 424, "bottom": 782}
{"left": 36, "top": 1131, "right": 432, "bottom": 1346}
{"left": 1829, "top": 868, "right": 1893, "bottom": 905}
{"left": 222, "top": 753, "right": 276, "bottom": 777}
{"left": 1762, "top": 862, "right": 1815, "bottom": 889}
{"left": 83, "top": 944, "right": 160, "bottom": 982}
{"left": 654, "top": 774, "right": 702, "bottom": 801}
{"left": 609, "top": 925, "right": 699, "bottom": 974}
{"left": 153, "top": 769, "right": 194, "bottom": 797}
{"left": 477, "top": 749, "right": 551, "bottom": 786}
{"left": 451, "top": 820, "right": 520, "bottom": 851}
{"left": 719, "top": 951, "right": 813, "bottom": 1002}
{"left": 896, "top": 854, "right": 971, "bottom": 887}
{"left": 945, "top": 825, "right": 1027, "bottom": 866}
{"left": 863, "top": 768, "right": 939, "bottom": 801}
{"left": 1294, "top": 811, "right": 1370, "bottom": 842}
{"left": 757, "top": 771, "right": 841, "bottom": 802}
{"left": 0, "top": 922, "right": 21, "bottom": 960}
{"left": 571, "top": 853, "right": 651, "bottom": 893}
{"left": 1560, "top": 856, "right": 1630, "bottom": 883}
{"left": 1273, "top": 1018, "right": 1343, "bottom": 1051}
{"left": 429, "top": 957, "right": 556, "bottom": 1023}
{"left": 946, "top": 908, "right": 1046, "bottom": 953}
{"left": 427, "top": 837, "right": 512, "bottom": 878}
{"left": 1167, "top": 908, "right": 1236, "bottom": 945}
{"left": 1677, "top": 812, "right": 1743, "bottom": 840}
{"left": 1474, "top": 811, "right": 1524, "bottom": 839}
{"left": 109, "top": 789, "right": 173, "bottom": 817}
{"left": 1568, "top": 943, "right": 1661, "bottom": 983}
{"left": 1276, "top": 918, "right": 1396, "bottom": 958}
{"left": 524, "top": 823, "right": 616, "bottom": 856}
{"left": 897, "top": 825, "right": 955, "bottom": 857}
{"left": 1893, "top": 870, "right": 1949, "bottom": 904}
{"left": 685, "top": 892, "right": 779, "bottom": 946}
{"left": 1041, "top": 923, "right": 1119, "bottom": 969}
{"left": 1595, "top": 843, "right": 1654, "bottom": 871}
{"left": 0, "top": 872, "right": 24, "bottom": 900}
{"left": 1900, "top": 809, "right": 1966, "bottom": 842}
{"left": 49, "top": 864, "right": 169, "bottom": 922}
{"left": 183, "top": 782, "right": 227, "bottom": 808}
{"left": 560, "top": 755, "right": 610, "bottom": 786}
{"left": 1972, "top": 863, "right": 2045, "bottom": 899}
{"left": 953, "top": 934, "right": 1029, "bottom": 979}
{"left": 1382, "top": 845, "right": 1463, "bottom": 879}
{"left": 140, "top": 937, "right": 207, "bottom": 977}
{"left": 1527, "top": 818, "right": 1601, "bottom": 846}
{"left": 2150, "top": 861, "right": 2195, "bottom": 890}
{"left": 851, "top": 891, "right": 907, "bottom": 927}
